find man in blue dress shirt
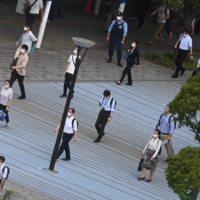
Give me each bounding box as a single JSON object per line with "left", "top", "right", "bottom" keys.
{"left": 156, "top": 105, "right": 175, "bottom": 162}
{"left": 172, "top": 28, "right": 193, "bottom": 78}
{"left": 106, "top": 12, "right": 128, "bottom": 67}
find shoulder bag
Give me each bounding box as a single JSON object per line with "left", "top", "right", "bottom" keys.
{"left": 24, "top": 0, "right": 38, "bottom": 15}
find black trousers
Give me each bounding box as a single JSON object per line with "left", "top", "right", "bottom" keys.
{"left": 26, "top": 13, "right": 38, "bottom": 29}
{"left": 136, "top": 7, "right": 149, "bottom": 29}
{"left": 174, "top": 49, "right": 188, "bottom": 76}
{"left": 10, "top": 70, "right": 26, "bottom": 98}
{"left": 57, "top": 133, "right": 74, "bottom": 159}
{"left": 119, "top": 63, "right": 134, "bottom": 85}
{"left": 95, "top": 111, "right": 110, "bottom": 139}
{"left": 0, "top": 104, "right": 9, "bottom": 123}
{"left": 63, "top": 72, "right": 73, "bottom": 95}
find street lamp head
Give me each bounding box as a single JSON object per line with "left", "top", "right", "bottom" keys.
{"left": 72, "top": 37, "right": 95, "bottom": 49}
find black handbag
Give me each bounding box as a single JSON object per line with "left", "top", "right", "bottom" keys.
{"left": 137, "top": 158, "right": 145, "bottom": 171}
{"left": 24, "top": 0, "right": 38, "bottom": 15}
{"left": 10, "top": 58, "right": 19, "bottom": 70}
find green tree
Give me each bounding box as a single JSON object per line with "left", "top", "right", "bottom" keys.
{"left": 169, "top": 73, "right": 200, "bottom": 142}
{"left": 165, "top": 146, "right": 200, "bottom": 200}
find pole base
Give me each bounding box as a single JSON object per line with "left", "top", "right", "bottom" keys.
{"left": 43, "top": 168, "right": 59, "bottom": 174}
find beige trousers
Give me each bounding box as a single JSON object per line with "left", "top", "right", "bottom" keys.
{"left": 151, "top": 23, "right": 165, "bottom": 42}
{"left": 160, "top": 133, "right": 174, "bottom": 156}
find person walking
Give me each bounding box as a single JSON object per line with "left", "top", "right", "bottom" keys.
{"left": 55, "top": 108, "right": 78, "bottom": 161}
{"left": 146, "top": 0, "right": 170, "bottom": 45}
{"left": 138, "top": 129, "right": 162, "bottom": 182}
{"left": 156, "top": 105, "right": 175, "bottom": 162}
{"left": 0, "top": 156, "right": 9, "bottom": 190}
{"left": 60, "top": 46, "right": 79, "bottom": 98}
{"left": 10, "top": 45, "right": 29, "bottom": 100}
{"left": 25, "top": 0, "right": 44, "bottom": 29}
{"left": 15, "top": 23, "right": 37, "bottom": 59}
{"left": 172, "top": 28, "right": 193, "bottom": 78}
{"left": 0, "top": 80, "right": 13, "bottom": 128}
{"left": 116, "top": 40, "right": 140, "bottom": 86}
{"left": 106, "top": 12, "right": 128, "bottom": 67}
{"left": 94, "top": 90, "right": 116, "bottom": 143}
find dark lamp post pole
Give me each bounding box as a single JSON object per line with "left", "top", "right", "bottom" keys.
{"left": 44, "top": 38, "right": 95, "bottom": 173}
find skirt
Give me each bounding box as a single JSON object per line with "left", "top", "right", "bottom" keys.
{"left": 142, "top": 148, "right": 158, "bottom": 172}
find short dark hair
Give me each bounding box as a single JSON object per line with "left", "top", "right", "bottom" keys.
{"left": 103, "top": 90, "right": 111, "bottom": 97}
{"left": 132, "top": 40, "right": 139, "bottom": 46}
{"left": 69, "top": 108, "right": 75, "bottom": 113}
{"left": 5, "top": 79, "right": 10, "bottom": 84}
{"left": 24, "top": 23, "right": 31, "bottom": 28}
{"left": 183, "top": 28, "right": 190, "bottom": 34}
{"left": 0, "top": 156, "right": 5, "bottom": 162}
{"left": 21, "top": 44, "right": 29, "bottom": 51}
{"left": 155, "top": 129, "right": 161, "bottom": 139}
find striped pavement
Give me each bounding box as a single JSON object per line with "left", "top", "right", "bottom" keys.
{"left": 0, "top": 81, "right": 198, "bottom": 200}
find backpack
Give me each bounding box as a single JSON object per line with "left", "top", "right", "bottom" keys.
{"left": 2, "top": 166, "right": 10, "bottom": 180}
{"left": 150, "top": 137, "right": 162, "bottom": 155}
{"left": 159, "top": 114, "right": 176, "bottom": 130}
{"left": 72, "top": 118, "right": 78, "bottom": 133}
{"left": 102, "top": 97, "right": 117, "bottom": 109}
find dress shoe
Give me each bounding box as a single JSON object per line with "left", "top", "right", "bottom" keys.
{"left": 171, "top": 75, "right": 178, "bottom": 78}
{"left": 106, "top": 58, "right": 112, "bottom": 63}
{"left": 145, "top": 179, "right": 152, "bottom": 182}
{"left": 62, "top": 158, "right": 70, "bottom": 161}
{"left": 125, "top": 83, "right": 132, "bottom": 86}
{"left": 116, "top": 81, "right": 121, "bottom": 85}
{"left": 93, "top": 139, "right": 100, "bottom": 143}
{"left": 60, "top": 94, "right": 67, "bottom": 98}
{"left": 180, "top": 68, "right": 186, "bottom": 76}
{"left": 17, "top": 96, "right": 26, "bottom": 100}
{"left": 138, "top": 177, "right": 145, "bottom": 180}
{"left": 117, "top": 62, "right": 123, "bottom": 67}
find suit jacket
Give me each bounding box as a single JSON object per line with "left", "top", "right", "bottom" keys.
{"left": 126, "top": 47, "right": 140, "bottom": 66}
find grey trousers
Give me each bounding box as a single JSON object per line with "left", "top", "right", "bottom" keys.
{"left": 160, "top": 134, "right": 174, "bottom": 156}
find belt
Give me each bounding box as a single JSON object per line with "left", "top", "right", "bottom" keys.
{"left": 161, "top": 133, "right": 169, "bottom": 135}
{"left": 111, "top": 34, "right": 123, "bottom": 37}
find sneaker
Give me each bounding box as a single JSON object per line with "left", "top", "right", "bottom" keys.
{"left": 62, "top": 158, "right": 70, "bottom": 161}
{"left": 168, "top": 32, "right": 172, "bottom": 39}
{"left": 3, "top": 123, "right": 10, "bottom": 128}
{"left": 17, "top": 96, "right": 26, "bottom": 100}
{"left": 106, "top": 58, "right": 112, "bottom": 63}
{"left": 117, "top": 62, "right": 123, "bottom": 67}
{"left": 60, "top": 94, "right": 67, "bottom": 98}
{"left": 156, "top": 35, "right": 160, "bottom": 40}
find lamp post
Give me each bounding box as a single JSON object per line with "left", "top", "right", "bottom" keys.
{"left": 44, "top": 38, "right": 95, "bottom": 173}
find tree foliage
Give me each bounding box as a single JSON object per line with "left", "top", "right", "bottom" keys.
{"left": 165, "top": 146, "right": 200, "bottom": 200}
{"left": 169, "top": 73, "right": 200, "bottom": 142}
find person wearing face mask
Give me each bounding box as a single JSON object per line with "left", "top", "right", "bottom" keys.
{"left": 55, "top": 108, "right": 78, "bottom": 161}
{"left": 106, "top": 12, "right": 128, "bottom": 67}
{"left": 60, "top": 47, "right": 80, "bottom": 98}
{"left": 172, "top": 28, "right": 193, "bottom": 78}
{"left": 94, "top": 90, "right": 116, "bottom": 143}
{"left": 10, "top": 45, "right": 29, "bottom": 100}
{"left": 0, "top": 80, "right": 13, "bottom": 128}
{"left": 156, "top": 105, "right": 175, "bottom": 162}
{"left": 116, "top": 40, "right": 140, "bottom": 86}
{"left": 0, "top": 156, "right": 9, "bottom": 190}
{"left": 138, "top": 130, "right": 161, "bottom": 182}
{"left": 14, "top": 23, "right": 37, "bottom": 59}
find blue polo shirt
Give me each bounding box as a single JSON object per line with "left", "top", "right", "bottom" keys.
{"left": 179, "top": 34, "right": 192, "bottom": 50}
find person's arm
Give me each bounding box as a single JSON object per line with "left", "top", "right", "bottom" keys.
{"left": 142, "top": 138, "right": 151, "bottom": 156}
{"left": 152, "top": 140, "right": 162, "bottom": 158}
{"left": 150, "top": 8, "right": 158, "bottom": 16}
{"left": 73, "top": 120, "right": 78, "bottom": 142}
{"left": 40, "top": 8, "right": 44, "bottom": 19}
{"left": 54, "top": 124, "right": 60, "bottom": 132}
{"left": 30, "top": 32, "right": 37, "bottom": 42}
{"left": 6, "top": 99, "right": 12, "bottom": 111}
{"left": 0, "top": 167, "right": 8, "bottom": 190}
{"left": 174, "top": 35, "right": 182, "bottom": 48}
{"left": 136, "top": 49, "right": 140, "bottom": 68}
{"left": 169, "top": 117, "right": 174, "bottom": 135}
{"left": 107, "top": 20, "right": 115, "bottom": 41}
{"left": 99, "top": 97, "right": 103, "bottom": 107}
{"left": 189, "top": 43, "right": 193, "bottom": 59}
{"left": 0, "top": 179, "right": 5, "bottom": 191}
{"left": 121, "top": 22, "right": 128, "bottom": 44}
{"left": 64, "top": 62, "right": 70, "bottom": 76}
{"left": 163, "top": 8, "right": 170, "bottom": 19}
{"left": 16, "top": 39, "right": 20, "bottom": 47}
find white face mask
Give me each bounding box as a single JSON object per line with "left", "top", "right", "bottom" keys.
{"left": 73, "top": 50, "right": 77, "bottom": 54}
{"left": 132, "top": 43, "right": 136, "bottom": 48}
{"left": 24, "top": 27, "right": 28, "bottom": 31}
{"left": 184, "top": 34, "right": 187, "bottom": 37}
{"left": 67, "top": 112, "right": 72, "bottom": 118}
{"left": 20, "top": 49, "right": 25, "bottom": 54}
{"left": 4, "top": 85, "right": 9, "bottom": 89}
{"left": 117, "top": 16, "right": 121, "bottom": 20}
{"left": 164, "top": 109, "right": 168, "bottom": 113}
{"left": 153, "top": 134, "right": 158, "bottom": 138}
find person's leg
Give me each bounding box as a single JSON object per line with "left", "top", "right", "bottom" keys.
{"left": 48, "top": 0, "right": 56, "bottom": 21}
{"left": 63, "top": 133, "right": 74, "bottom": 160}
{"left": 17, "top": 75, "right": 26, "bottom": 98}
{"left": 95, "top": 111, "right": 104, "bottom": 135}
{"left": 62, "top": 73, "right": 68, "bottom": 96}
{"left": 127, "top": 66, "right": 133, "bottom": 85}
{"left": 0, "top": 105, "right": 9, "bottom": 125}
{"left": 136, "top": 8, "right": 148, "bottom": 29}
{"left": 131, "top": 0, "right": 141, "bottom": 18}
{"left": 116, "top": 37, "right": 123, "bottom": 64}
{"left": 119, "top": 64, "right": 131, "bottom": 83}
{"left": 149, "top": 170, "right": 154, "bottom": 180}
{"left": 141, "top": 168, "right": 146, "bottom": 178}
{"left": 174, "top": 50, "right": 187, "bottom": 77}
{"left": 57, "top": 134, "right": 67, "bottom": 159}
{"left": 105, "top": 13, "right": 113, "bottom": 31}
{"left": 150, "top": 23, "right": 165, "bottom": 42}
{"left": 66, "top": 73, "right": 73, "bottom": 91}
{"left": 98, "top": 112, "right": 110, "bottom": 139}
{"left": 9, "top": 70, "right": 17, "bottom": 88}
{"left": 26, "top": 14, "right": 38, "bottom": 29}
{"left": 108, "top": 35, "right": 116, "bottom": 61}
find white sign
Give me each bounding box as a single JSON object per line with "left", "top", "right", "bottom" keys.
{"left": 119, "top": 3, "right": 125, "bottom": 13}
{"left": 16, "top": 0, "right": 27, "bottom": 15}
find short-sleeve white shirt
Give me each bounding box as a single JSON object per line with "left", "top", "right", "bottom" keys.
{"left": 179, "top": 34, "right": 192, "bottom": 50}
{"left": 28, "top": 0, "right": 43, "bottom": 14}
{"left": 63, "top": 116, "right": 78, "bottom": 134}
{"left": 0, "top": 87, "right": 13, "bottom": 106}
{"left": 0, "top": 164, "right": 8, "bottom": 179}
{"left": 157, "top": 5, "right": 170, "bottom": 23}
{"left": 66, "top": 55, "right": 76, "bottom": 74}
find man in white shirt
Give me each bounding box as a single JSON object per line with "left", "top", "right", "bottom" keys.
{"left": 55, "top": 108, "right": 78, "bottom": 161}
{"left": 94, "top": 90, "right": 116, "bottom": 143}
{"left": 60, "top": 47, "right": 79, "bottom": 98}
{"left": 0, "top": 156, "right": 8, "bottom": 190}
{"left": 172, "top": 28, "right": 193, "bottom": 78}
{"left": 25, "top": 0, "right": 44, "bottom": 29}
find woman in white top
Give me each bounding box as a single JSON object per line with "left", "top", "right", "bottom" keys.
{"left": 60, "top": 46, "right": 80, "bottom": 98}
{"left": 0, "top": 80, "right": 13, "bottom": 127}
{"left": 138, "top": 129, "right": 162, "bottom": 182}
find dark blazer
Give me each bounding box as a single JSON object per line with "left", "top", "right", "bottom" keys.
{"left": 126, "top": 47, "right": 140, "bottom": 66}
